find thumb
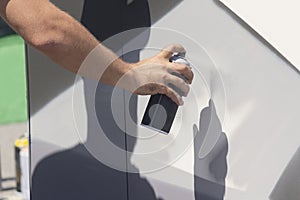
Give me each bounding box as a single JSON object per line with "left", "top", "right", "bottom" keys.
{"left": 193, "top": 124, "right": 199, "bottom": 137}
{"left": 193, "top": 124, "right": 202, "bottom": 153}
{"left": 159, "top": 44, "right": 186, "bottom": 59}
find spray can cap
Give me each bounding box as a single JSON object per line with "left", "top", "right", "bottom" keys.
{"left": 169, "top": 53, "right": 190, "bottom": 67}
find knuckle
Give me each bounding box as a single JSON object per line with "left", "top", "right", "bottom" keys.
{"left": 173, "top": 43, "right": 185, "bottom": 50}
{"left": 166, "top": 44, "right": 186, "bottom": 55}
{"left": 175, "top": 63, "right": 188, "bottom": 72}
{"left": 182, "top": 65, "right": 189, "bottom": 71}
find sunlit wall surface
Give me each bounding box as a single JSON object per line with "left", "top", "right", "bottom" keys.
{"left": 28, "top": 1, "right": 300, "bottom": 200}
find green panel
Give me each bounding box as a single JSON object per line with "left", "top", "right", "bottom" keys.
{"left": 0, "top": 34, "right": 27, "bottom": 124}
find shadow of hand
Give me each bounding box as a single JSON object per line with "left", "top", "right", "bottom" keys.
{"left": 193, "top": 100, "right": 228, "bottom": 200}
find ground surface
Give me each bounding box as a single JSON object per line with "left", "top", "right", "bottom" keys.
{"left": 0, "top": 122, "right": 27, "bottom": 199}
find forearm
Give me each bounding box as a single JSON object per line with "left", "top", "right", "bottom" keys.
{"left": 0, "top": 0, "right": 128, "bottom": 85}
{"left": 0, "top": 0, "right": 193, "bottom": 105}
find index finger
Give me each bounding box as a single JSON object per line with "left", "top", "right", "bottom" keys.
{"left": 158, "top": 44, "right": 186, "bottom": 59}
{"left": 168, "top": 62, "right": 194, "bottom": 84}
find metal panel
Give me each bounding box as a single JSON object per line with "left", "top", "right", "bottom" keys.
{"left": 130, "top": 0, "right": 300, "bottom": 199}
{"left": 27, "top": 0, "right": 300, "bottom": 199}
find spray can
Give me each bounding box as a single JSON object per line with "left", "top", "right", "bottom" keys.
{"left": 15, "top": 134, "right": 29, "bottom": 192}
{"left": 141, "top": 53, "right": 191, "bottom": 134}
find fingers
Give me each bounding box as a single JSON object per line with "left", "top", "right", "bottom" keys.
{"left": 157, "top": 44, "right": 194, "bottom": 84}
{"left": 193, "top": 124, "right": 202, "bottom": 153}
{"left": 168, "top": 62, "right": 194, "bottom": 84}
{"left": 193, "top": 124, "right": 199, "bottom": 137}
{"left": 159, "top": 44, "right": 186, "bottom": 59}
{"left": 166, "top": 75, "right": 190, "bottom": 97}
{"left": 134, "top": 83, "right": 184, "bottom": 106}
{"left": 158, "top": 85, "right": 184, "bottom": 106}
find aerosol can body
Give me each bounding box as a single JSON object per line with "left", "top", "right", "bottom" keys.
{"left": 141, "top": 53, "right": 191, "bottom": 134}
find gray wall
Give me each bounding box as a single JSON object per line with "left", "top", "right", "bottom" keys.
{"left": 28, "top": 0, "right": 300, "bottom": 199}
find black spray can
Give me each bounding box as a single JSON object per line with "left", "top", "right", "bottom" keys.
{"left": 141, "top": 53, "right": 191, "bottom": 134}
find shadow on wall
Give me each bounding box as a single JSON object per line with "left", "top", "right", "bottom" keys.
{"left": 27, "top": 0, "right": 183, "bottom": 115}
{"left": 148, "top": 0, "right": 183, "bottom": 23}
{"left": 194, "top": 100, "right": 228, "bottom": 200}
{"left": 270, "top": 147, "right": 300, "bottom": 200}
{"left": 32, "top": 1, "right": 152, "bottom": 199}
{"left": 31, "top": 0, "right": 228, "bottom": 199}
{"left": 32, "top": 97, "right": 228, "bottom": 200}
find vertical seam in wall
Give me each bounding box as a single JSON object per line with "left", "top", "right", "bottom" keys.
{"left": 121, "top": 2, "right": 130, "bottom": 200}
{"left": 24, "top": 44, "right": 32, "bottom": 200}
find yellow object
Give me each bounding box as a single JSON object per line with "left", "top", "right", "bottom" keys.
{"left": 15, "top": 137, "right": 29, "bottom": 148}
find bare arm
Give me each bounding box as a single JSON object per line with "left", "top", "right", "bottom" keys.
{"left": 0, "top": 0, "right": 193, "bottom": 105}
{"left": 0, "top": 0, "right": 121, "bottom": 78}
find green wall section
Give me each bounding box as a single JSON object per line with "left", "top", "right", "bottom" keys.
{"left": 0, "top": 35, "right": 27, "bottom": 124}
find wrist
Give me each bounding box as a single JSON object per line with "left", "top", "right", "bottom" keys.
{"left": 101, "top": 58, "right": 133, "bottom": 87}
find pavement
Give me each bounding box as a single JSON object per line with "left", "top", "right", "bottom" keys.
{"left": 0, "top": 122, "right": 27, "bottom": 199}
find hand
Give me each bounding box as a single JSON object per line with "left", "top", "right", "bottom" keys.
{"left": 193, "top": 100, "right": 228, "bottom": 199}
{"left": 117, "top": 44, "right": 194, "bottom": 105}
